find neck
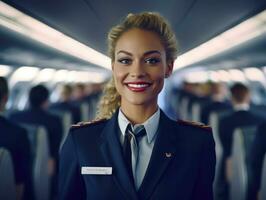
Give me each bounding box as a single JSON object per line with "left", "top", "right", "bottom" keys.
{"left": 120, "top": 102, "right": 158, "bottom": 125}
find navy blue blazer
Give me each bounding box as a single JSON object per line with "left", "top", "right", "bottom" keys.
{"left": 59, "top": 110, "right": 215, "bottom": 200}
{"left": 200, "top": 101, "right": 232, "bottom": 124}
{"left": 9, "top": 108, "right": 63, "bottom": 159}
{"left": 247, "top": 121, "right": 266, "bottom": 200}
{"left": 219, "top": 110, "right": 265, "bottom": 158}
{"left": 50, "top": 102, "right": 81, "bottom": 123}
{"left": 0, "top": 116, "right": 31, "bottom": 184}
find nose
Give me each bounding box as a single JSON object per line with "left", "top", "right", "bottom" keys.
{"left": 130, "top": 60, "right": 146, "bottom": 78}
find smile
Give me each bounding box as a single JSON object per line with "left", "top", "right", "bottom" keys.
{"left": 125, "top": 82, "right": 151, "bottom": 92}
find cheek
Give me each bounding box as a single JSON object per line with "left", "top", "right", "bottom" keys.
{"left": 151, "top": 73, "right": 165, "bottom": 93}
{"left": 153, "top": 70, "right": 165, "bottom": 82}
{"left": 113, "top": 67, "right": 126, "bottom": 80}
{"left": 155, "top": 72, "right": 166, "bottom": 88}
{"left": 157, "top": 77, "right": 165, "bottom": 89}
{"left": 113, "top": 70, "right": 126, "bottom": 95}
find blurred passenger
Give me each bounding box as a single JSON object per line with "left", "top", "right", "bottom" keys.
{"left": 84, "top": 83, "right": 103, "bottom": 100}
{"left": 218, "top": 82, "right": 265, "bottom": 200}
{"left": 9, "top": 85, "right": 63, "bottom": 175}
{"left": 50, "top": 84, "right": 81, "bottom": 123}
{"left": 84, "top": 83, "right": 94, "bottom": 97}
{"left": 176, "top": 81, "right": 196, "bottom": 118}
{"left": 180, "top": 81, "right": 195, "bottom": 97}
{"left": 201, "top": 82, "right": 232, "bottom": 124}
{"left": 187, "top": 83, "right": 211, "bottom": 121}
{"left": 72, "top": 83, "right": 86, "bottom": 102}
{"left": 247, "top": 122, "right": 266, "bottom": 200}
{"left": 60, "top": 84, "right": 73, "bottom": 102}
{"left": 0, "top": 77, "right": 31, "bottom": 200}
{"left": 82, "top": 83, "right": 104, "bottom": 119}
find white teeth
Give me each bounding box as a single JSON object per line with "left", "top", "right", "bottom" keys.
{"left": 127, "top": 83, "right": 149, "bottom": 88}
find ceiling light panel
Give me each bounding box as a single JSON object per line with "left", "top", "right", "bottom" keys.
{"left": 174, "top": 10, "right": 266, "bottom": 71}
{"left": 0, "top": 2, "right": 111, "bottom": 70}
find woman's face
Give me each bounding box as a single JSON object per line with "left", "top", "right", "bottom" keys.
{"left": 112, "top": 28, "right": 173, "bottom": 108}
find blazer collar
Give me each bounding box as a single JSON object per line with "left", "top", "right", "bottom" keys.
{"left": 100, "top": 109, "right": 138, "bottom": 200}
{"left": 100, "top": 109, "right": 179, "bottom": 200}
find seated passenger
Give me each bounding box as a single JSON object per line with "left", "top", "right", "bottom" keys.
{"left": 9, "top": 85, "right": 63, "bottom": 173}
{"left": 50, "top": 84, "right": 81, "bottom": 123}
{"left": 0, "top": 77, "right": 31, "bottom": 200}
{"left": 247, "top": 122, "right": 266, "bottom": 200}
{"left": 201, "top": 82, "right": 232, "bottom": 124}
{"left": 218, "top": 82, "right": 265, "bottom": 199}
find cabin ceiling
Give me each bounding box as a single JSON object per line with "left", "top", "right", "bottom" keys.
{"left": 1, "top": 0, "right": 266, "bottom": 71}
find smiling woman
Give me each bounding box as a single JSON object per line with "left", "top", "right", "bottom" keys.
{"left": 59, "top": 12, "right": 216, "bottom": 200}
{"left": 112, "top": 28, "right": 172, "bottom": 123}
{"left": 97, "top": 12, "right": 177, "bottom": 121}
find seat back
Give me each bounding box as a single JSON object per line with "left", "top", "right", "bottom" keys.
{"left": 179, "top": 97, "right": 189, "bottom": 120}
{"left": 0, "top": 148, "right": 16, "bottom": 200}
{"left": 34, "top": 127, "right": 51, "bottom": 200}
{"left": 89, "top": 97, "right": 98, "bottom": 120}
{"left": 22, "top": 125, "right": 51, "bottom": 200}
{"left": 49, "top": 109, "right": 72, "bottom": 148}
{"left": 60, "top": 111, "right": 72, "bottom": 149}
{"left": 209, "top": 112, "right": 222, "bottom": 159}
{"left": 191, "top": 102, "right": 201, "bottom": 122}
{"left": 260, "top": 155, "right": 266, "bottom": 200}
{"left": 210, "top": 110, "right": 231, "bottom": 191}
{"left": 209, "top": 112, "right": 223, "bottom": 192}
{"left": 230, "top": 126, "right": 257, "bottom": 200}
{"left": 80, "top": 102, "right": 90, "bottom": 121}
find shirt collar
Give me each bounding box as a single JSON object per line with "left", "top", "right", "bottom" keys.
{"left": 233, "top": 103, "right": 250, "bottom": 111}
{"left": 118, "top": 108, "right": 160, "bottom": 144}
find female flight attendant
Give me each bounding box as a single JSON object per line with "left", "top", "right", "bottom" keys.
{"left": 59, "top": 12, "right": 215, "bottom": 200}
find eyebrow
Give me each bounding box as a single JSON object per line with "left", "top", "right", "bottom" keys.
{"left": 144, "top": 50, "right": 161, "bottom": 56}
{"left": 116, "top": 50, "right": 161, "bottom": 56}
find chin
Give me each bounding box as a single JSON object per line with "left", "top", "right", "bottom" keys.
{"left": 125, "top": 95, "right": 157, "bottom": 107}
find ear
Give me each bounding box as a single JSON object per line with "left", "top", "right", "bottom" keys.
{"left": 165, "top": 60, "right": 174, "bottom": 78}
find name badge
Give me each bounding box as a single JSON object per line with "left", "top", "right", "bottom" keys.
{"left": 81, "top": 167, "right": 112, "bottom": 175}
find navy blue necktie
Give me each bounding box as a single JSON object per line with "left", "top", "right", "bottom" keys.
{"left": 123, "top": 124, "right": 146, "bottom": 186}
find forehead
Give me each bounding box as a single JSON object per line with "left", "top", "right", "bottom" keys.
{"left": 115, "top": 28, "right": 165, "bottom": 55}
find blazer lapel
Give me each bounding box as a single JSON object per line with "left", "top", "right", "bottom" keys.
{"left": 138, "top": 111, "right": 178, "bottom": 199}
{"left": 100, "top": 110, "right": 138, "bottom": 200}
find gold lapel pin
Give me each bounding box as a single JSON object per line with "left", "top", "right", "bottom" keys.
{"left": 165, "top": 152, "right": 172, "bottom": 158}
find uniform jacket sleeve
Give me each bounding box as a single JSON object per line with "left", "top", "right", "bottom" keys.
{"left": 58, "top": 129, "right": 86, "bottom": 200}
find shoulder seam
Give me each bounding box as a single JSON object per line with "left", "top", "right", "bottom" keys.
{"left": 177, "top": 119, "right": 212, "bottom": 132}
{"left": 71, "top": 118, "right": 107, "bottom": 130}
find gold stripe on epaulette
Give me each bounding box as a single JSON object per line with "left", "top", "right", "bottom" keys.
{"left": 177, "top": 119, "right": 211, "bottom": 131}
{"left": 71, "top": 118, "right": 107, "bottom": 128}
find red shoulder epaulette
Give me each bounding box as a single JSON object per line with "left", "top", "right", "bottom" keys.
{"left": 177, "top": 119, "right": 212, "bottom": 132}
{"left": 71, "top": 118, "right": 107, "bottom": 130}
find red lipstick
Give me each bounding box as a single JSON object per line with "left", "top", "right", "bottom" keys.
{"left": 125, "top": 81, "right": 151, "bottom": 92}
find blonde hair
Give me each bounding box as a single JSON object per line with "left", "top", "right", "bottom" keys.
{"left": 96, "top": 77, "right": 121, "bottom": 119}
{"left": 96, "top": 12, "right": 178, "bottom": 119}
